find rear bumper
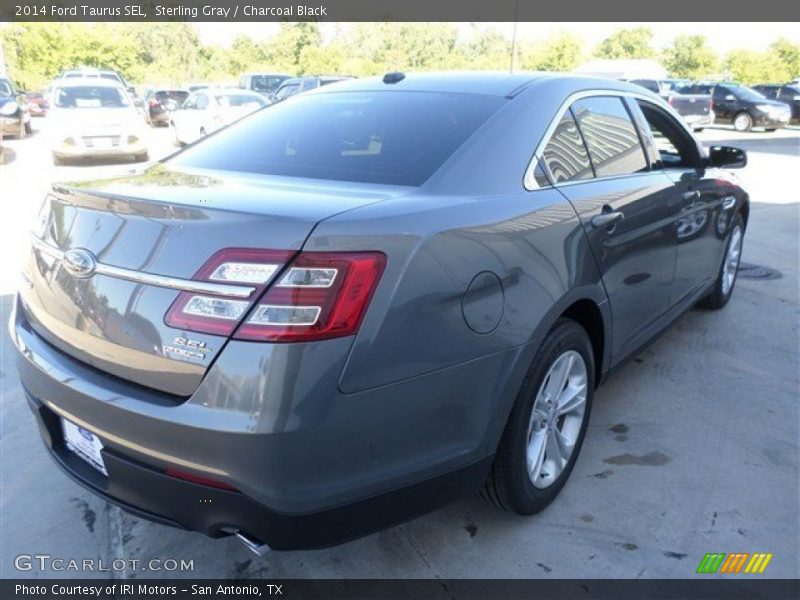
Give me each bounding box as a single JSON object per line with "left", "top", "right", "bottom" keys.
{"left": 1, "top": 115, "right": 22, "bottom": 134}
{"left": 53, "top": 140, "right": 147, "bottom": 159}
{"left": 683, "top": 112, "right": 714, "bottom": 128}
{"left": 27, "top": 392, "right": 491, "bottom": 550}
{"left": 10, "top": 295, "right": 511, "bottom": 549}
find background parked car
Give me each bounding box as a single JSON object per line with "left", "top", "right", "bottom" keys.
{"left": 752, "top": 83, "right": 800, "bottom": 125}
{"left": 681, "top": 82, "right": 791, "bottom": 131}
{"left": 238, "top": 72, "right": 292, "bottom": 97}
{"left": 57, "top": 67, "right": 136, "bottom": 97}
{"left": 629, "top": 78, "right": 714, "bottom": 131}
{"left": 48, "top": 78, "right": 148, "bottom": 164}
{"left": 170, "top": 87, "right": 268, "bottom": 145}
{"left": 270, "top": 76, "right": 354, "bottom": 103}
{"left": 0, "top": 74, "right": 32, "bottom": 138}
{"left": 143, "top": 89, "right": 190, "bottom": 126}
{"left": 24, "top": 92, "right": 49, "bottom": 117}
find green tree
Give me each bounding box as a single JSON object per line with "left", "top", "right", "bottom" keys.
{"left": 770, "top": 39, "right": 800, "bottom": 79}
{"left": 595, "top": 27, "right": 655, "bottom": 59}
{"left": 520, "top": 33, "right": 583, "bottom": 72}
{"left": 662, "top": 35, "right": 718, "bottom": 79}
{"left": 724, "top": 49, "right": 791, "bottom": 84}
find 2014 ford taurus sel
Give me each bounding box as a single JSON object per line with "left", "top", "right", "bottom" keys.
{"left": 11, "top": 73, "right": 749, "bottom": 553}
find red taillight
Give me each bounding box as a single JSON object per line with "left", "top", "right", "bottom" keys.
{"left": 234, "top": 252, "right": 386, "bottom": 342}
{"left": 164, "top": 248, "right": 386, "bottom": 343}
{"left": 148, "top": 99, "right": 159, "bottom": 107}
{"left": 165, "top": 467, "right": 239, "bottom": 492}
{"left": 164, "top": 248, "right": 294, "bottom": 336}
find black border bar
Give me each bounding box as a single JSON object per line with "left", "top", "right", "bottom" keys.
{"left": 3, "top": 0, "right": 800, "bottom": 22}
{"left": 3, "top": 579, "right": 800, "bottom": 600}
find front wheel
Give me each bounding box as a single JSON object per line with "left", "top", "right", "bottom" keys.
{"left": 699, "top": 213, "right": 744, "bottom": 310}
{"left": 480, "top": 319, "right": 594, "bottom": 514}
{"left": 733, "top": 112, "right": 753, "bottom": 132}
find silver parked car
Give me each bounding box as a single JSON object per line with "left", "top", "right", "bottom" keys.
{"left": 12, "top": 73, "right": 748, "bottom": 552}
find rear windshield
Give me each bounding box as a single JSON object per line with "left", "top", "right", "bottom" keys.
{"left": 54, "top": 86, "right": 129, "bottom": 108}
{"left": 156, "top": 91, "right": 189, "bottom": 102}
{"left": 170, "top": 91, "right": 503, "bottom": 186}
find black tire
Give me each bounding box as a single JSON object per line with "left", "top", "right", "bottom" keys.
{"left": 24, "top": 121, "right": 33, "bottom": 135}
{"left": 693, "top": 128, "right": 704, "bottom": 133}
{"left": 765, "top": 128, "right": 777, "bottom": 132}
{"left": 698, "top": 212, "right": 745, "bottom": 310}
{"left": 732, "top": 111, "right": 753, "bottom": 132}
{"left": 134, "top": 151, "right": 149, "bottom": 162}
{"left": 52, "top": 152, "right": 65, "bottom": 166}
{"left": 16, "top": 119, "right": 26, "bottom": 139}
{"left": 480, "top": 318, "right": 595, "bottom": 514}
{"left": 200, "top": 127, "right": 207, "bottom": 137}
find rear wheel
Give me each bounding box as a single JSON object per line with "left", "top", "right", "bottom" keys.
{"left": 200, "top": 127, "right": 207, "bottom": 137}
{"left": 171, "top": 121, "right": 182, "bottom": 146}
{"left": 699, "top": 213, "right": 744, "bottom": 310}
{"left": 134, "top": 151, "right": 149, "bottom": 162}
{"left": 765, "top": 128, "right": 777, "bottom": 132}
{"left": 733, "top": 112, "right": 753, "bottom": 132}
{"left": 480, "top": 319, "right": 594, "bottom": 514}
{"left": 693, "top": 127, "right": 704, "bottom": 133}
{"left": 24, "top": 121, "right": 33, "bottom": 135}
{"left": 52, "top": 152, "right": 65, "bottom": 166}
{"left": 16, "top": 119, "right": 26, "bottom": 139}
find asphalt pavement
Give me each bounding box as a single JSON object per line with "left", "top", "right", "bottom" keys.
{"left": 0, "top": 119, "right": 798, "bottom": 579}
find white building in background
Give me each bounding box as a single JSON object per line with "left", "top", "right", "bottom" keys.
{"left": 573, "top": 59, "right": 668, "bottom": 80}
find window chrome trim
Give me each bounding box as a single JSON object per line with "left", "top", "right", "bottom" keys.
{"left": 30, "top": 236, "right": 256, "bottom": 298}
{"left": 523, "top": 88, "right": 699, "bottom": 191}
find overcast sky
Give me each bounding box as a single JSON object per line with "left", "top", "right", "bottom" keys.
{"left": 195, "top": 22, "right": 800, "bottom": 53}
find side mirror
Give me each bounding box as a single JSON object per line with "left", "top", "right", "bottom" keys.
{"left": 707, "top": 145, "right": 747, "bottom": 169}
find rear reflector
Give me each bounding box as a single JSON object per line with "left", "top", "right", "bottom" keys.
{"left": 165, "top": 467, "right": 239, "bottom": 492}
{"left": 234, "top": 252, "right": 386, "bottom": 342}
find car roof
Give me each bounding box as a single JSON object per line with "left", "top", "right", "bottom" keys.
{"left": 245, "top": 72, "right": 291, "bottom": 77}
{"left": 52, "top": 77, "right": 125, "bottom": 88}
{"left": 311, "top": 71, "right": 652, "bottom": 99}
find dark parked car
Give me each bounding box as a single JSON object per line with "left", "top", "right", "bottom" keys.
{"left": 25, "top": 91, "right": 49, "bottom": 117}
{"left": 628, "top": 78, "right": 714, "bottom": 131}
{"left": 11, "top": 73, "right": 749, "bottom": 553}
{"left": 270, "top": 75, "right": 353, "bottom": 102}
{"left": 752, "top": 83, "right": 800, "bottom": 125}
{"left": 681, "top": 82, "right": 791, "bottom": 131}
{"left": 143, "top": 89, "right": 190, "bottom": 126}
{"left": 238, "top": 72, "right": 292, "bottom": 96}
{"left": 0, "top": 74, "right": 32, "bottom": 138}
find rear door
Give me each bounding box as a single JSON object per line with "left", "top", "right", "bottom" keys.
{"left": 549, "top": 95, "right": 681, "bottom": 361}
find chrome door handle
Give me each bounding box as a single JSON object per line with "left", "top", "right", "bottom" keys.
{"left": 591, "top": 211, "right": 624, "bottom": 229}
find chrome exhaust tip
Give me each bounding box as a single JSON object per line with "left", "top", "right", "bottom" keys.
{"left": 235, "top": 531, "right": 271, "bottom": 556}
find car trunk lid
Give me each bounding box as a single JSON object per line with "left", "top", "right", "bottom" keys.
{"left": 19, "top": 164, "right": 404, "bottom": 396}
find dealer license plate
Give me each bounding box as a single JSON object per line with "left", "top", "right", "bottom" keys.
{"left": 61, "top": 418, "right": 107, "bottom": 475}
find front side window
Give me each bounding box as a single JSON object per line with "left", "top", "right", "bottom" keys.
{"left": 541, "top": 110, "right": 593, "bottom": 184}
{"left": 779, "top": 86, "right": 800, "bottom": 101}
{"left": 634, "top": 100, "right": 699, "bottom": 169}
{"left": 171, "top": 91, "right": 504, "bottom": 186}
{"left": 570, "top": 97, "right": 648, "bottom": 178}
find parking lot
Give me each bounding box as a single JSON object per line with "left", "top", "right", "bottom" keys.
{"left": 0, "top": 118, "right": 798, "bottom": 579}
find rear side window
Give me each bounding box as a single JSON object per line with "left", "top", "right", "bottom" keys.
{"left": 541, "top": 110, "right": 593, "bottom": 184}
{"left": 171, "top": 92, "right": 504, "bottom": 186}
{"left": 571, "top": 97, "right": 647, "bottom": 178}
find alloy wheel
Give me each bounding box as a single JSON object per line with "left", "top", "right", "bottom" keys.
{"left": 526, "top": 350, "right": 588, "bottom": 489}
{"left": 722, "top": 225, "right": 743, "bottom": 295}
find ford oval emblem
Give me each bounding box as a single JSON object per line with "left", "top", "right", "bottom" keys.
{"left": 63, "top": 248, "right": 97, "bottom": 279}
